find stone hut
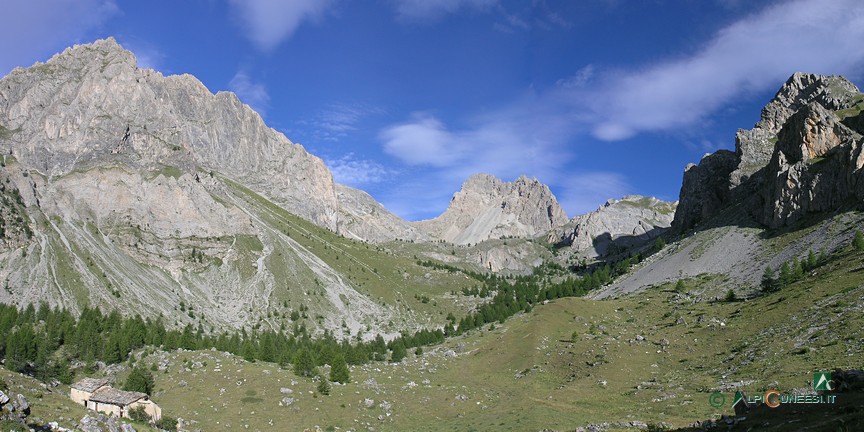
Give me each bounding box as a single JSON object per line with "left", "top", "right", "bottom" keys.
{"left": 70, "top": 379, "right": 162, "bottom": 421}
{"left": 70, "top": 378, "right": 110, "bottom": 406}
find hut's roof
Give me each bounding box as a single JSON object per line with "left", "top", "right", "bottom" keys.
{"left": 71, "top": 378, "right": 110, "bottom": 393}
{"left": 88, "top": 387, "right": 147, "bottom": 406}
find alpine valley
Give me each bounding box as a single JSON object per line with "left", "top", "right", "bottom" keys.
{"left": 0, "top": 40, "right": 862, "bottom": 432}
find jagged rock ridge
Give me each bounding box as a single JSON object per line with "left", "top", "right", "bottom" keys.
{"left": 0, "top": 38, "right": 439, "bottom": 336}
{"left": 0, "top": 38, "right": 339, "bottom": 230}
{"left": 549, "top": 195, "right": 676, "bottom": 258}
{"left": 673, "top": 72, "right": 864, "bottom": 233}
{"left": 414, "top": 174, "right": 569, "bottom": 245}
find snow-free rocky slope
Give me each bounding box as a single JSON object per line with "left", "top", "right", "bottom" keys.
{"left": 413, "top": 173, "right": 570, "bottom": 245}
{"left": 595, "top": 72, "right": 864, "bottom": 299}
{"left": 0, "top": 38, "right": 472, "bottom": 336}
{"left": 0, "top": 38, "right": 718, "bottom": 334}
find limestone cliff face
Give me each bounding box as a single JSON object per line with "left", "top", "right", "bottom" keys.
{"left": 549, "top": 195, "right": 676, "bottom": 258}
{"left": 414, "top": 174, "right": 569, "bottom": 245}
{"left": 0, "top": 38, "right": 339, "bottom": 230}
{"left": 335, "top": 184, "right": 428, "bottom": 243}
{"left": 672, "top": 73, "right": 864, "bottom": 233}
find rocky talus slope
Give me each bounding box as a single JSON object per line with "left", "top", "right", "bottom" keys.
{"left": 548, "top": 195, "right": 676, "bottom": 258}
{"left": 414, "top": 173, "right": 569, "bottom": 245}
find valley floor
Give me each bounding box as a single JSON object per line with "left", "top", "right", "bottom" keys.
{"left": 8, "top": 240, "right": 864, "bottom": 431}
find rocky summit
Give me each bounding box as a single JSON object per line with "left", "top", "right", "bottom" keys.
{"left": 672, "top": 72, "right": 864, "bottom": 233}
{"left": 414, "top": 173, "right": 570, "bottom": 245}
{"left": 548, "top": 195, "right": 676, "bottom": 258}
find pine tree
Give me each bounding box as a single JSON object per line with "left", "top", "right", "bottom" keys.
{"left": 778, "top": 262, "right": 792, "bottom": 287}
{"left": 805, "top": 250, "right": 818, "bottom": 271}
{"left": 390, "top": 341, "right": 407, "bottom": 363}
{"left": 675, "top": 279, "right": 686, "bottom": 293}
{"left": 124, "top": 366, "right": 155, "bottom": 395}
{"left": 293, "top": 348, "right": 318, "bottom": 378}
{"left": 792, "top": 258, "right": 805, "bottom": 282}
{"left": 761, "top": 266, "right": 777, "bottom": 292}
{"left": 329, "top": 353, "right": 350, "bottom": 384}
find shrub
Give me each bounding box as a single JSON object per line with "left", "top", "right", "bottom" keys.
{"left": 128, "top": 405, "right": 150, "bottom": 422}
{"left": 724, "top": 289, "right": 737, "bottom": 302}
{"left": 317, "top": 378, "right": 331, "bottom": 395}
{"left": 155, "top": 416, "right": 177, "bottom": 431}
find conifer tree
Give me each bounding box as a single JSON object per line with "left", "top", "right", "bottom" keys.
{"left": 761, "top": 266, "right": 777, "bottom": 292}
{"left": 124, "top": 366, "right": 155, "bottom": 394}
{"left": 329, "top": 352, "right": 350, "bottom": 384}
{"left": 390, "top": 341, "right": 407, "bottom": 363}
{"left": 293, "top": 348, "right": 318, "bottom": 378}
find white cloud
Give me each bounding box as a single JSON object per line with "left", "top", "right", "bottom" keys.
{"left": 581, "top": 0, "right": 864, "bottom": 141}
{"left": 393, "top": 0, "right": 497, "bottom": 22}
{"left": 380, "top": 114, "right": 462, "bottom": 167}
{"left": 229, "top": 70, "right": 270, "bottom": 116}
{"left": 327, "top": 153, "right": 396, "bottom": 186}
{"left": 0, "top": 0, "right": 118, "bottom": 75}
{"left": 555, "top": 64, "right": 595, "bottom": 89}
{"left": 229, "top": 0, "right": 334, "bottom": 51}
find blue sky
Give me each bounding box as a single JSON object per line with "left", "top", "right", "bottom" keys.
{"left": 3, "top": 0, "right": 864, "bottom": 220}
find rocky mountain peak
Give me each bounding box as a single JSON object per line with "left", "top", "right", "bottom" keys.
{"left": 673, "top": 72, "right": 864, "bottom": 233}
{"left": 414, "top": 173, "right": 568, "bottom": 244}
{"left": 0, "top": 38, "right": 340, "bottom": 230}
{"left": 734, "top": 73, "right": 860, "bottom": 174}
{"left": 550, "top": 195, "right": 676, "bottom": 258}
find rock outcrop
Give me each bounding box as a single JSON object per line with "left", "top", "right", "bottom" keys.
{"left": 0, "top": 38, "right": 340, "bottom": 230}
{"left": 414, "top": 174, "right": 569, "bottom": 245}
{"left": 549, "top": 195, "right": 676, "bottom": 258}
{"left": 335, "top": 184, "right": 428, "bottom": 243}
{"left": 672, "top": 73, "right": 864, "bottom": 233}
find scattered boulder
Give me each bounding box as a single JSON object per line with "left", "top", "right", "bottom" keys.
{"left": 0, "top": 390, "right": 8, "bottom": 405}
{"left": 14, "top": 393, "right": 29, "bottom": 415}
{"left": 78, "top": 415, "right": 105, "bottom": 432}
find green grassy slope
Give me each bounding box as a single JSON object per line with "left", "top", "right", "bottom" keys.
{"left": 80, "top": 232, "right": 860, "bottom": 431}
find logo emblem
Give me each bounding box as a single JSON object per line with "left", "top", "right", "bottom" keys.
{"left": 814, "top": 372, "right": 833, "bottom": 391}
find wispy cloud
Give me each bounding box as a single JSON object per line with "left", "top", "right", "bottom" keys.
{"left": 392, "top": 0, "right": 497, "bottom": 22}
{"left": 530, "top": 0, "right": 572, "bottom": 30}
{"left": 229, "top": 0, "right": 334, "bottom": 51}
{"left": 581, "top": 0, "right": 864, "bottom": 141}
{"left": 0, "top": 0, "right": 119, "bottom": 75}
{"left": 229, "top": 70, "right": 270, "bottom": 116}
{"left": 326, "top": 153, "right": 397, "bottom": 186}
{"left": 301, "top": 103, "right": 383, "bottom": 142}
{"left": 380, "top": 105, "right": 572, "bottom": 179}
